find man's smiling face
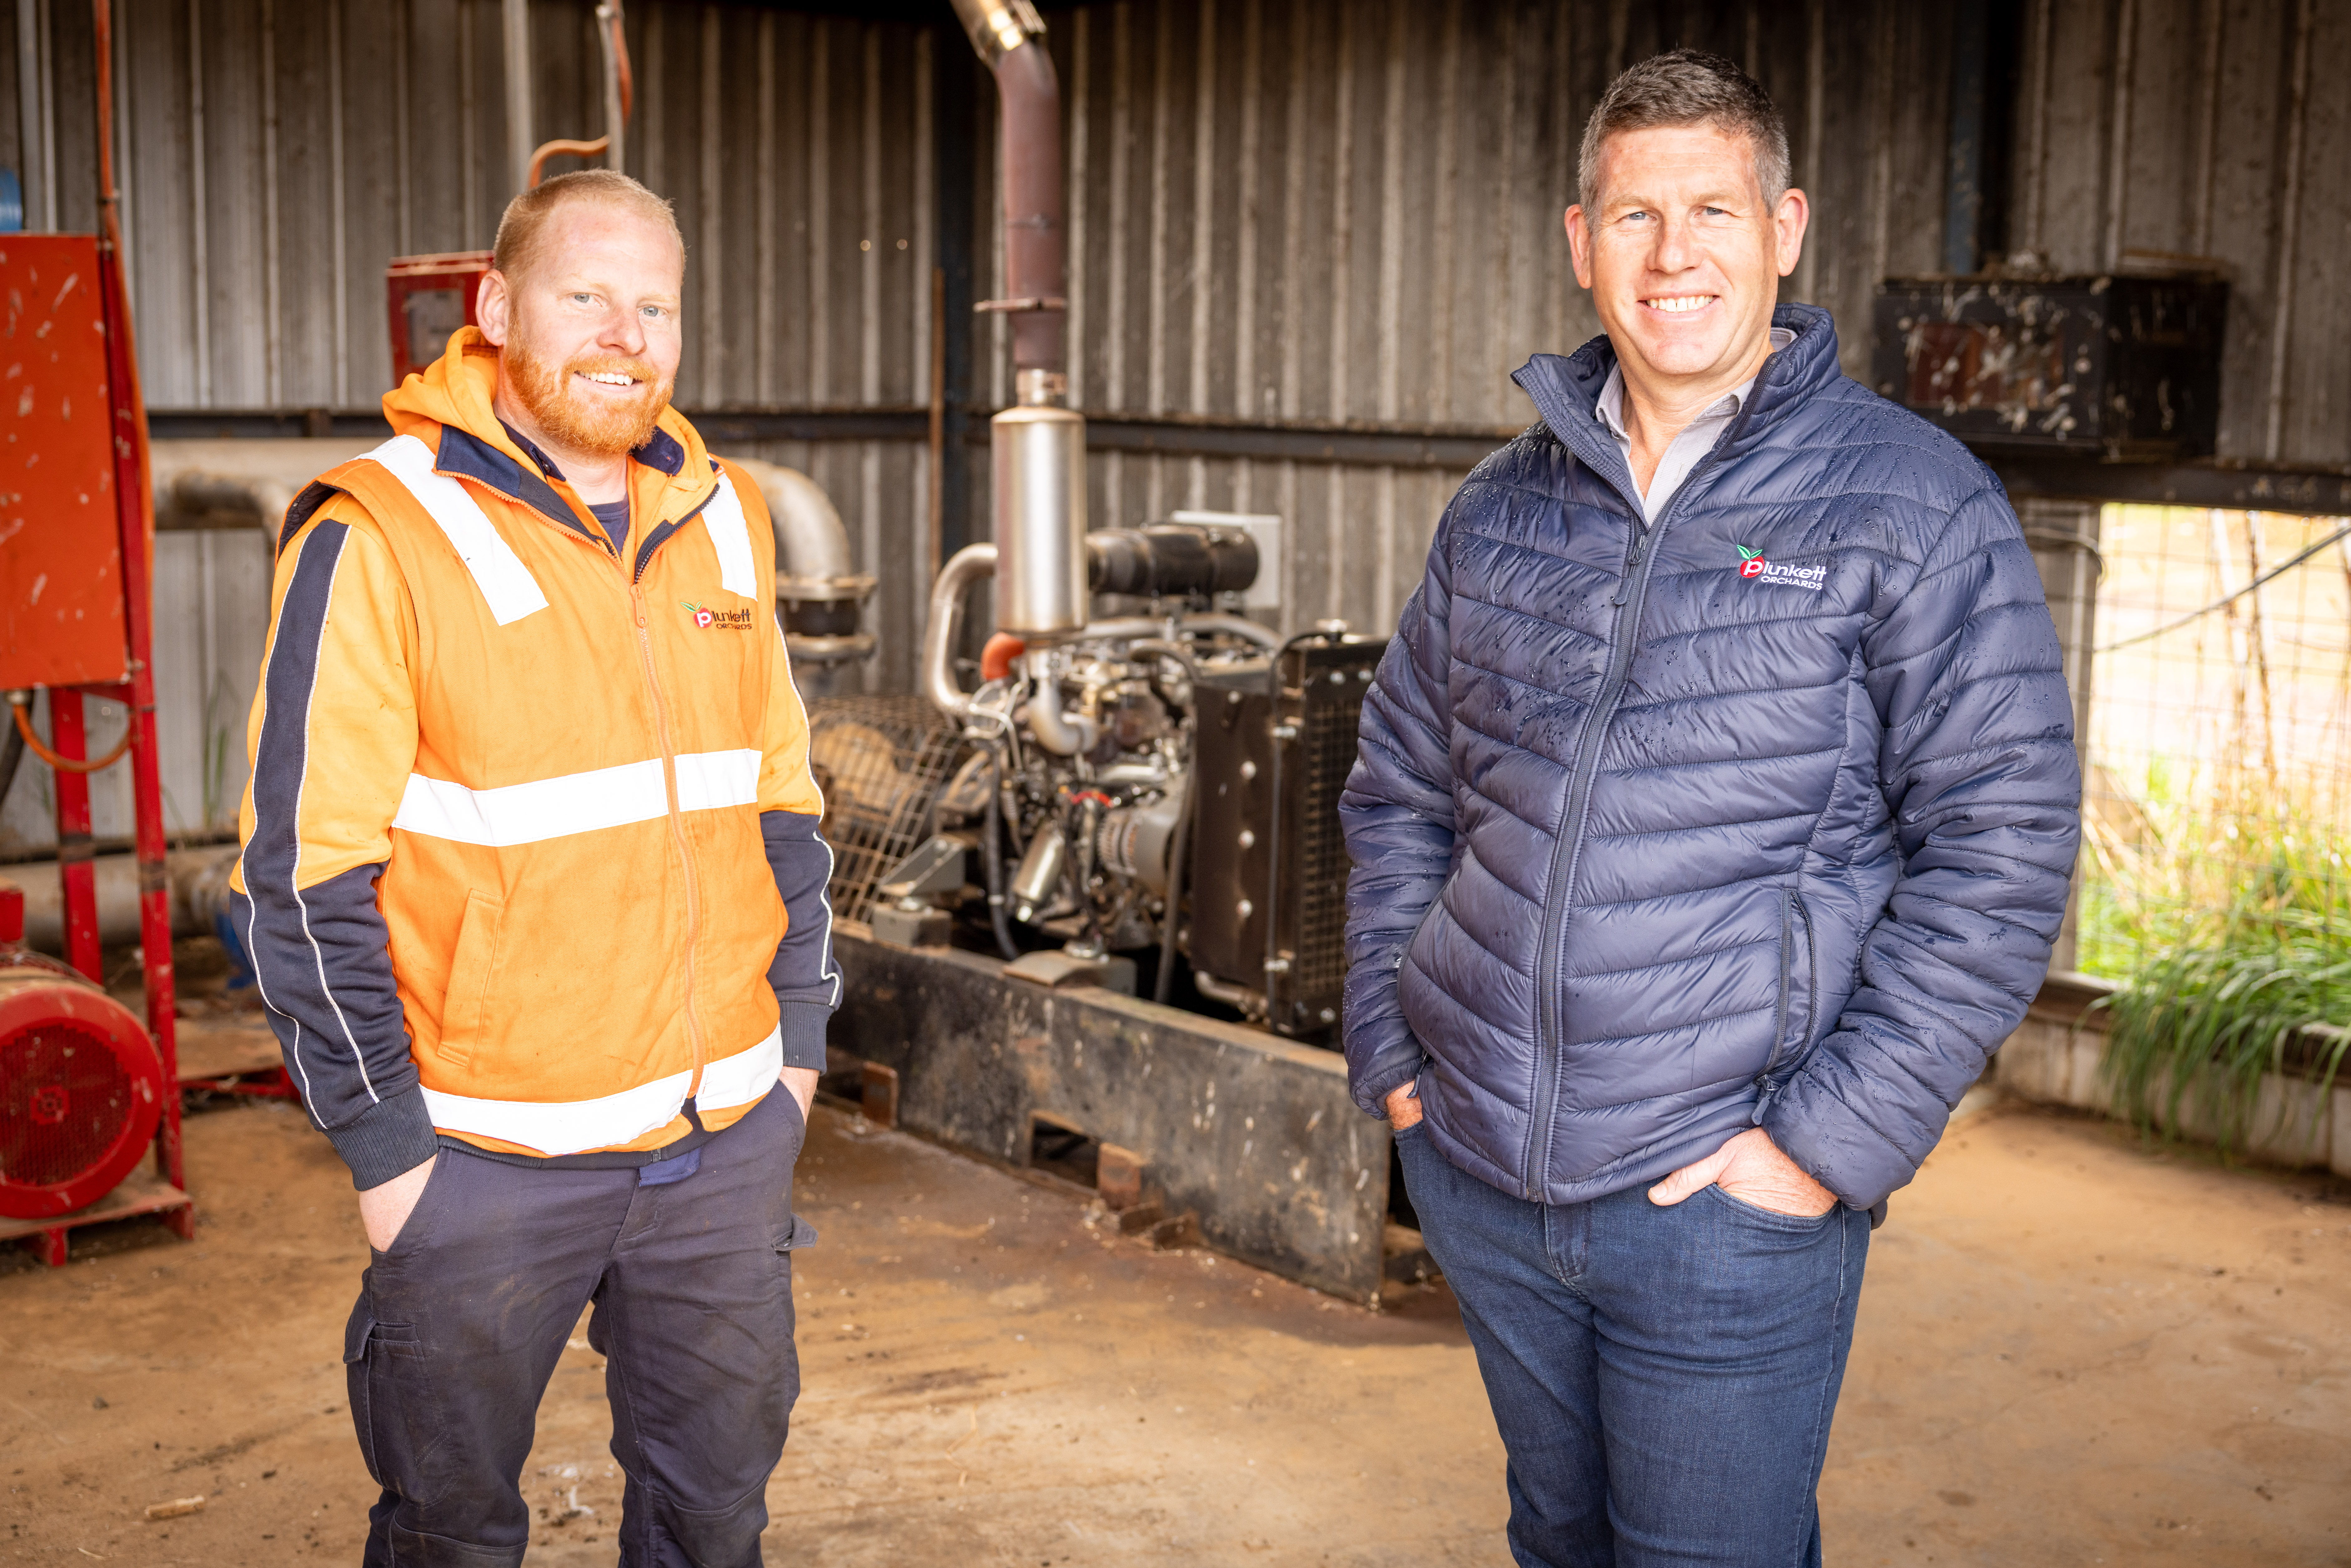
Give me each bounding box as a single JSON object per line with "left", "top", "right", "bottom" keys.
{"left": 478, "top": 199, "right": 685, "bottom": 459}
{"left": 1566, "top": 122, "right": 1805, "bottom": 394}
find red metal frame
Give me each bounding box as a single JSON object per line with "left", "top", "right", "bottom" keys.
{"left": 0, "top": 1, "right": 193, "bottom": 1263}
{"left": 95, "top": 225, "right": 188, "bottom": 1227}
{"left": 47, "top": 691, "right": 103, "bottom": 980}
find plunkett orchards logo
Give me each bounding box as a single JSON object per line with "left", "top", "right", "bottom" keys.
{"left": 680, "top": 599, "right": 757, "bottom": 630}
{"left": 1735, "top": 545, "right": 1825, "bottom": 592}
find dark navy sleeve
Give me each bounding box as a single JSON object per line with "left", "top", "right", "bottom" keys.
{"left": 1763, "top": 484, "right": 2082, "bottom": 1209}
{"left": 760, "top": 809, "right": 842, "bottom": 1072}
{"left": 1338, "top": 499, "right": 1462, "bottom": 1117}
{"left": 231, "top": 518, "right": 437, "bottom": 1190}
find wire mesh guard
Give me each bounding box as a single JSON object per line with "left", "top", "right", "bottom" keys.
{"left": 2081, "top": 505, "right": 2351, "bottom": 978}
{"left": 807, "top": 694, "right": 965, "bottom": 925}
{"left": 2, "top": 1023, "right": 134, "bottom": 1188}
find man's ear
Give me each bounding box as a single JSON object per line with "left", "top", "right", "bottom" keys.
{"left": 1771, "top": 189, "right": 1809, "bottom": 280}
{"left": 1565, "top": 206, "right": 1594, "bottom": 291}
{"left": 474, "top": 269, "right": 512, "bottom": 348}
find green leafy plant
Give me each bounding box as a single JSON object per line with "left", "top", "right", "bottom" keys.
{"left": 2094, "top": 804, "right": 2351, "bottom": 1160}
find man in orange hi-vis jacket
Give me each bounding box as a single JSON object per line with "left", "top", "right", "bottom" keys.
{"left": 232, "top": 169, "right": 836, "bottom": 1565}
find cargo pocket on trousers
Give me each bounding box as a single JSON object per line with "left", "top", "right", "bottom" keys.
{"left": 342, "top": 1308, "right": 441, "bottom": 1502}
{"left": 772, "top": 1214, "right": 820, "bottom": 1256}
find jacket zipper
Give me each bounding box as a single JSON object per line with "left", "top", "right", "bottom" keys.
{"left": 1755, "top": 891, "right": 1816, "bottom": 1117}
{"left": 627, "top": 482, "right": 724, "bottom": 1098}
{"left": 462, "top": 449, "right": 722, "bottom": 1101}
{"left": 1519, "top": 437, "right": 1741, "bottom": 1202}
{"left": 630, "top": 573, "right": 710, "bottom": 1098}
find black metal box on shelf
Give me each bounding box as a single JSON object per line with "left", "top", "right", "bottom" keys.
{"left": 1189, "top": 634, "right": 1382, "bottom": 1040}
{"left": 1870, "top": 274, "right": 2227, "bottom": 459}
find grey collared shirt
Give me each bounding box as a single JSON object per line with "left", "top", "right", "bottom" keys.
{"left": 1596, "top": 326, "right": 1794, "bottom": 525}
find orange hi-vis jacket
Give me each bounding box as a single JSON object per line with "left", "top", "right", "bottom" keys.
{"left": 231, "top": 329, "right": 839, "bottom": 1189}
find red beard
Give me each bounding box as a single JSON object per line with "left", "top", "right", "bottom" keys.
{"left": 502, "top": 340, "right": 674, "bottom": 458}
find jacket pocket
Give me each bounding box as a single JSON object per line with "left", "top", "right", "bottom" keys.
{"left": 1760, "top": 889, "right": 1817, "bottom": 1084}
{"left": 438, "top": 890, "right": 504, "bottom": 1066}
{"left": 1394, "top": 897, "right": 1450, "bottom": 1038}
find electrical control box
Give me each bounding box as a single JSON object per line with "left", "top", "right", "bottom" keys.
{"left": 1872, "top": 274, "right": 2228, "bottom": 460}
{"left": 0, "top": 235, "right": 129, "bottom": 689}
{"left": 385, "top": 251, "right": 493, "bottom": 388}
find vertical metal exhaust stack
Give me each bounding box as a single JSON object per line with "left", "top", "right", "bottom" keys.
{"left": 950, "top": 0, "right": 1088, "bottom": 642}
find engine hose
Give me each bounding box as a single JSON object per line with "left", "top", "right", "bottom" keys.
{"left": 0, "top": 720, "right": 21, "bottom": 811}
{"left": 12, "top": 699, "right": 132, "bottom": 774}
{"left": 980, "top": 745, "right": 1020, "bottom": 961}
{"left": 1153, "top": 766, "right": 1194, "bottom": 1006}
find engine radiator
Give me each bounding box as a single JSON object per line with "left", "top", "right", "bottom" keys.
{"left": 1189, "top": 636, "right": 1383, "bottom": 1040}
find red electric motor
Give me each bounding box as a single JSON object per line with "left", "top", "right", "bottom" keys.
{"left": 0, "top": 887, "right": 165, "bottom": 1221}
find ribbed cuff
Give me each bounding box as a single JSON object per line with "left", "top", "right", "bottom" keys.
{"left": 775, "top": 1001, "right": 833, "bottom": 1072}
{"left": 1354, "top": 1057, "right": 1426, "bottom": 1119}
{"left": 329, "top": 1086, "right": 442, "bottom": 1191}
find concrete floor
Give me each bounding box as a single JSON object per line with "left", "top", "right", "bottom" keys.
{"left": 2, "top": 1092, "right": 2347, "bottom": 1566}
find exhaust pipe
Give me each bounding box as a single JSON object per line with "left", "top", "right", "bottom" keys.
{"left": 725, "top": 457, "right": 879, "bottom": 670}
{"left": 949, "top": 0, "right": 1088, "bottom": 643}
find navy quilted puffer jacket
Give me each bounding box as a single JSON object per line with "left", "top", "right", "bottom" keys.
{"left": 1339, "top": 305, "right": 2080, "bottom": 1214}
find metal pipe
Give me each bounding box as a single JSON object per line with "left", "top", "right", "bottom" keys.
{"left": 923, "top": 543, "right": 999, "bottom": 721}
{"left": 721, "top": 456, "right": 875, "bottom": 670}
{"left": 502, "top": 0, "right": 534, "bottom": 197}
{"left": 4, "top": 843, "right": 240, "bottom": 954}
{"left": 598, "top": 1, "right": 628, "bottom": 174}
{"left": 146, "top": 438, "right": 375, "bottom": 535}
{"left": 948, "top": 0, "right": 1065, "bottom": 383}
{"left": 1022, "top": 650, "right": 1098, "bottom": 757}
{"left": 992, "top": 402, "right": 1089, "bottom": 637}
{"left": 726, "top": 456, "right": 865, "bottom": 593}
{"left": 1192, "top": 967, "right": 1268, "bottom": 1021}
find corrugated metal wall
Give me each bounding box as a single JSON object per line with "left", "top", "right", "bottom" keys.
{"left": 2012, "top": 0, "right": 2348, "bottom": 465}
{"left": 1004, "top": 0, "right": 1967, "bottom": 638}
{"left": 1, "top": 0, "right": 2346, "bottom": 854}
{"left": 973, "top": 0, "right": 2349, "bottom": 636}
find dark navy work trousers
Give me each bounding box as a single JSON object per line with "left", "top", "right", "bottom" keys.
{"left": 1398, "top": 1121, "right": 1869, "bottom": 1568}
{"left": 344, "top": 1086, "right": 814, "bottom": 1568}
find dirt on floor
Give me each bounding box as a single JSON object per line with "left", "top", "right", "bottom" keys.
{"left": 1, "top": 1093, "right": 2347, "bottom": 1566}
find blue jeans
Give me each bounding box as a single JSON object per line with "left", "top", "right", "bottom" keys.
{"left": 1397, "top": 1122, "right": 1868, "bottom": 1568}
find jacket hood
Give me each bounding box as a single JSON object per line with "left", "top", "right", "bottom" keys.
{"left": 382, "top": 327, "right": 715, "bottom": 535}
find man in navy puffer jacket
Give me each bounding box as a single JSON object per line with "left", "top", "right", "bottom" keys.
{"left": 1340, "top": 51, "right": 2080, "bottom": 1568}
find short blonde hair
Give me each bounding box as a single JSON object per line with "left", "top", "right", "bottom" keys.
{"left": 491, "top": 169, "right": 684, "bottom": 286}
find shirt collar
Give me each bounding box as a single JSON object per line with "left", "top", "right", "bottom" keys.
{"left": 1594, "top": 325, "right": 1795, "bottom": 441}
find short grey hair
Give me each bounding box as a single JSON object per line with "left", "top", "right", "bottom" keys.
{"left": 1576, "top": 49, "right": 1791, "bottom": 210}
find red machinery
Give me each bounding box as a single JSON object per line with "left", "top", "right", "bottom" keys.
{"left": 385, "top": 250, "right": 492, "bottom": 388}
{"left": 0, "top": 3, "right": 191, "bottom": 1265}
{"left": 0, "top": 885, "right": 168, "bottom": 1242}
